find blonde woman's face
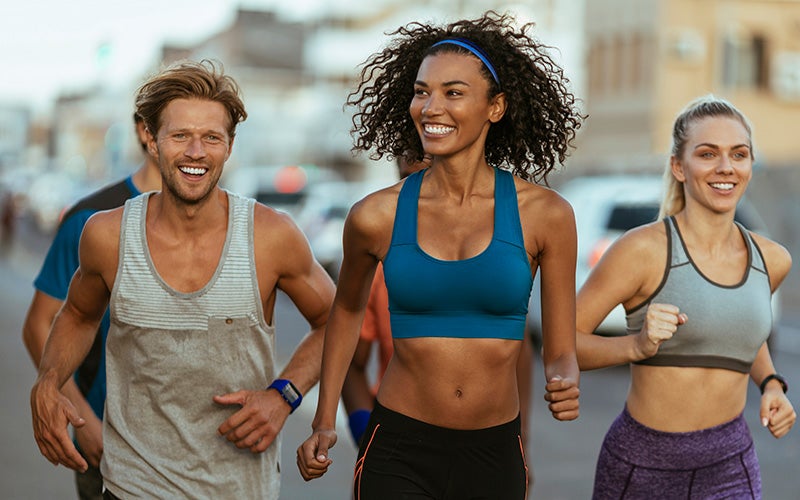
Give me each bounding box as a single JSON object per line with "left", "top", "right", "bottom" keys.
{"left": 671, "top": 116, "right": 752, "bottom": 215}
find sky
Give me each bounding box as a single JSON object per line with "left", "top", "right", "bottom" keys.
{"left": 0, "top": 0, "right": 323, "bottom": 112}
{"left": 0, "top": 0, "right": 586, "bottom": 115}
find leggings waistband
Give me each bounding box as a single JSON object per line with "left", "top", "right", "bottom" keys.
{"left": 602, "top": 407, "right": 753, "bottom": 470}
{"left": 371, "top": 400, "right": 521, "bottom": 446}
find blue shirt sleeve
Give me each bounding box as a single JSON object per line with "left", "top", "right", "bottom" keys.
{"left": 33, "top": 210, "right": 94, "bottom": 300}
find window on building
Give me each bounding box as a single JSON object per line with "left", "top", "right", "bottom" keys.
{"left": 588, "top": 39, "right": 605, "bottom": 95}
{"left": 722, "top": 33, "right": 768, "bottom": 89}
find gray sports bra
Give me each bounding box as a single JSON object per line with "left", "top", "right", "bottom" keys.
{"left": 627, "top": 216, "right": 772, "bottom": 373}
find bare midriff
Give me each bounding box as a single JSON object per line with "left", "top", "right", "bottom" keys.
{"left": 627, "top": 364, "right": 749, "bottom": 432}
{"left": 376, "top": 336, "right": 521, "bottom": 429}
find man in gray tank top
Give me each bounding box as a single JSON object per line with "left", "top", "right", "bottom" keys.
{"left": 29, "top": 60, "right": 336, "bottom": 499}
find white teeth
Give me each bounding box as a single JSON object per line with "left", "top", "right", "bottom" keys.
{"left": 180, "top": 166, "right": 207, "bottom": 175}
{"left": 710, "top": 182, "right": 734, "bottom": 190}
{"left": 424, "top": 124, "right": 454, "bottom": 135}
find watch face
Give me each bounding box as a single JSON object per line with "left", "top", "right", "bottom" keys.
{"left": 283, "top": 383, "right": 301, "bottom": 403}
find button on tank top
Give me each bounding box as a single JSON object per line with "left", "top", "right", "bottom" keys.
{"left": 627, "top": 216, "right": 772, "bottom": 373}
{"left": 383, "top": 168, "right": 532, "bottom": 340}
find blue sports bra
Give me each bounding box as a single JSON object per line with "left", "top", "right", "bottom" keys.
{"left": 627, "top": 216, "right": 773, "bottom": 373}
{"left": 383, "top": 168, "right": 532, "bottom": 340}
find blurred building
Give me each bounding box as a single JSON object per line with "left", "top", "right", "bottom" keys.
{"left": 156, "top": 9, "right": 319, "bottom": 173}
{"left": 50, "top": 89, "right": 138, "bottom": 182}
{"left": 38, "top": 1, "right": 587, "bottom": 186}
{"left": 0, "top": 105, "right": 31, "bottom": 169}
{"left": 574, "top": 0, "right": 800, "bottom": 173}
{"left": 304, "top": 0, "right": 586, "bottom": 182}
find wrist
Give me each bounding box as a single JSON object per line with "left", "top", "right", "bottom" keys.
{"left": 348, "top": 409, "right": 371, "bottom": 444}
{"left": 759, "top": 373, "right": 788, "bottom": 395}
{"left": 267, "top": 379, "right": 303, "bottom": 413}
{"left": 34, "top": 369, "right": 61, "bottom": 391}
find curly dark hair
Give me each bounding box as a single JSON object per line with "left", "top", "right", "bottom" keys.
{"left": 347, "top": 11, "right": 584, "bottom": 184}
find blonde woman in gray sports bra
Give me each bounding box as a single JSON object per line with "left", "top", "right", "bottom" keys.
{"left": 576, "top": 96, "right": 795, "bottom": 499}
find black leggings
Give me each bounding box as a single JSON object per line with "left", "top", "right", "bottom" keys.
{"left": 354, "top": 401, "right": 527, "bottom": 500}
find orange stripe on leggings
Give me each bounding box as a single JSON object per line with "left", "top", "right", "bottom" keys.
{"left": 518, "top": 434, "right": 529, "bottom": 498}
{"left": 353, "top": 424, "right": 381, "bottom": 500}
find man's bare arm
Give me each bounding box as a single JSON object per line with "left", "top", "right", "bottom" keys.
{"left": 30, "top": 210, "right": 118, "bottom": 471}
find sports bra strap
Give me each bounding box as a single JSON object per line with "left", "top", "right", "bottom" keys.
{"left": 666, "top": 216, "right": 688, "bottom": 267}
{"left": 390, "top": 169, "right": 425, "bottom": 246}
{"left": 390, "top": 167, "right": 524, "bottom": 249}
{"left": 737, "top": 221, "right": 767, "bottom": 274}
{"left": 493, "top": 169, "right": 523, "bottom": 246}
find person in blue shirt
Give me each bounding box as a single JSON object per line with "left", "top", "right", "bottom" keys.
{"left": 22, "top": 113, "right": 161, "bottom": 500}
{"left": 298, "top": 12, "right": 582, "bottom": 499}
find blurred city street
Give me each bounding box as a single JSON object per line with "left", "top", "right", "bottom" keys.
{"left": 2, "top": 214, "right": 800, "bottom": 499}
{"left": 2, "top": 1, "right": 800, "bottom": 498}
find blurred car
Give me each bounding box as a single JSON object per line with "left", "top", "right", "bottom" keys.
{"left": 527, "top": 174, "right": 779, "bottom": 347}
{"left": 0, "top": 166, "right": 38, "bottom": 218}
{"left": 26, "top": 171, "right": 101, "bottom": 234}
{"left": 295, "top": 180, "right": 388, "bottom": 280}
{"left": 221, "top": 164, "right": 341, "bottom": 219}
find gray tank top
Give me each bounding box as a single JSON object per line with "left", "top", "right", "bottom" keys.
{"left": 627, "top": 216, "right": 772, "bottom": 373}
{"left": 101, "top": 191, "right": 280, "bottom": 498}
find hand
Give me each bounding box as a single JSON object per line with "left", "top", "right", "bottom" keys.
{"left": 296, "top": 429, "right": 337, "bottom": 481}
{"left": 760, "top": 388, "right": 796, "bottom": 439}
{"left": 30, "top": 379, "right": 88, "bottom": 472}
{"left": 213, "top": 389, "right": 290, "bottom": 453}
{"left": 74, "top": 411, "right": 103, "bottom": 468}
{"left": 543, "top": 375, "right": 579, "bottom": 421}
{"left": 634, "top": 303, "right": 687, "bottom": 359}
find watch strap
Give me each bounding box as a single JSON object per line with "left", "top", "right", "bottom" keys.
{"left": 267, "top": 379, "right": 303, "bottom": 413}
{"left": 759, "top": 373, "right": 788, "bottom": 395}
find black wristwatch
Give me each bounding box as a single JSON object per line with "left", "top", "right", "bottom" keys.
{"left": 267, "top": 379, "right": 303, "bottom": 413}
{"left": 759, "top": 373, "right": 788, "bottom": 395}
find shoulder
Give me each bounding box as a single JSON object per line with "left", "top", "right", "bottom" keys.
{"left": 614, "top": 219, "right": 667, "bottom": 256}
{"left": 596, "top": 220, "right": 668, "bottom": 276}
{"left": 348, "top": 183, "right": 399, "bottom": 233}
{"left": 749, "top": 231, "right": 792, "bottom": 289}
{"left": 353, "top": 181, "right": 404, "bottom": 250}
{"left": 515, "top": 179, "right": 574, "bottom": 221}
{"left": 82, "top": 206, "right": 124, "bottom": 241}
{"left": 252, "top": 201, "right": 305, "bottom": 243}
{"left": 338, "top": 180, "right": 402, "bottom": 254}
{"left": 583, "top": 220, "right": 668, "bottom": 298}
{"left": 78, "top": 206, "right": 124, "bottom": 272}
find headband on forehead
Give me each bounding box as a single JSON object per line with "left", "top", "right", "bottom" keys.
{"left": 431, "top": 38, "right": 500, "bottom": 85}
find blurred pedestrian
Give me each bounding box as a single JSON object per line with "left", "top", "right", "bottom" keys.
{"left": 298, "top": 11, "right": 583, "bottom": 499}
{"left": 0, "top": 189, "right": 15, "bottom": 253}
{"left": 29, "top": 59, "right": 335, "bottom": 499}
{"left": 576, "top": 95, "right": 796, "bottom": 499}
{"left": 21, "top": 112, "right": 161, "bottom": 500}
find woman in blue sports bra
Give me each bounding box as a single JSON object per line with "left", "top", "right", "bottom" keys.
{"left": 298, "top": 11, "right": 584, "bottom": 499}
{"left": 576, "top": 96, "right": 796, "bottom": 499}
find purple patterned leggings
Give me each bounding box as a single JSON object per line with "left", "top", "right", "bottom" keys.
{"left": 593, "top": 407, "right": 761, "bottom": 499}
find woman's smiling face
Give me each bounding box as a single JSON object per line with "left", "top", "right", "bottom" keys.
{"left": 671, "top": 115, "right": 753, "bottom": 215}
{"left": 409, "top": 52, "right": 505, "bottom": 160}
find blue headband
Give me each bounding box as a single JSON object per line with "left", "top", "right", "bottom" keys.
{"left": 431, "top": 38, "right": 500, "bottom": 85}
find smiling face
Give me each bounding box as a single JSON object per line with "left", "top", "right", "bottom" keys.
{"left": 148, "top": 98, "right": 233, "bottom": 205}
{"left": 671, "top": 115, "right": 752, "bottom": 215}
{"left": 408, "top": 52, "right": 505, "bottom": 161}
